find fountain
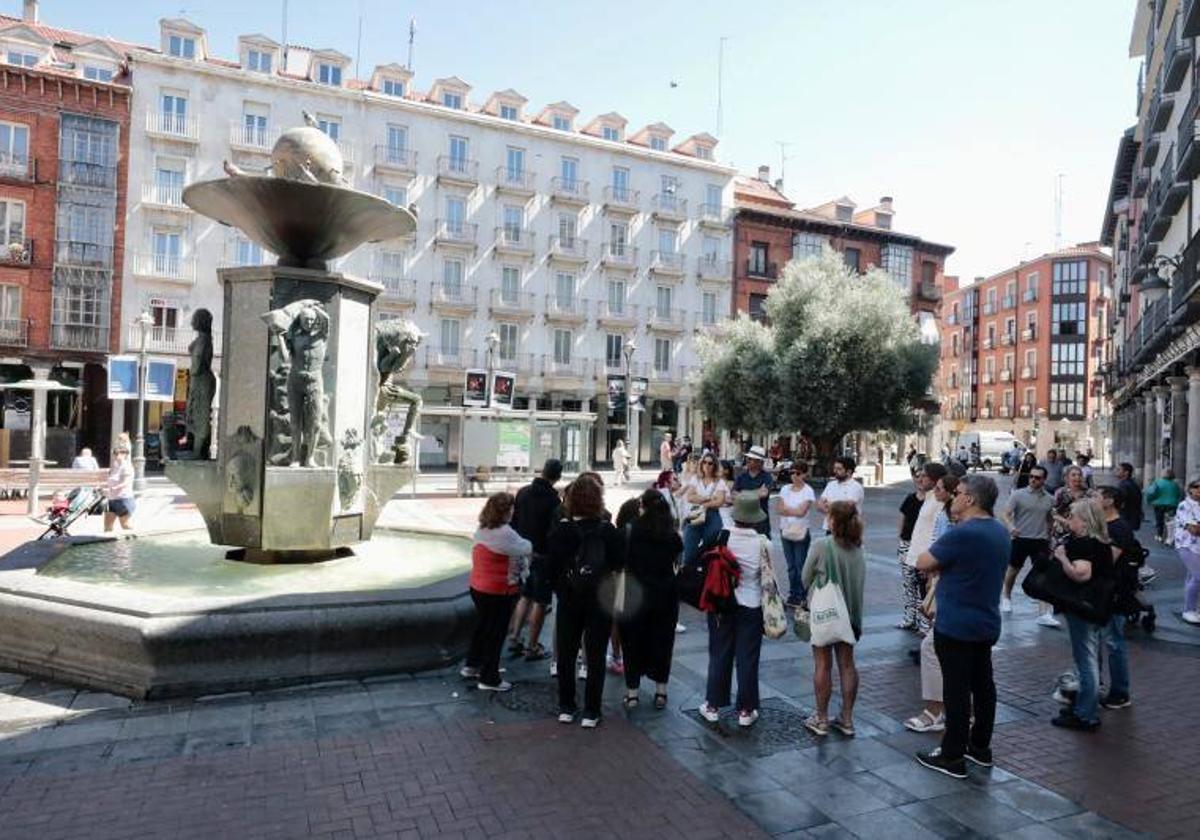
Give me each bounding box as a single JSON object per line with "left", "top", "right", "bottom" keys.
{"left": 0, "top": 115, "right": 476, "bottom": 698}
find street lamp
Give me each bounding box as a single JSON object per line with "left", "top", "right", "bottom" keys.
{"left": 484, "top": 330, "right": 499, "bottom": 404}
{"left": 132, "top": 310, "right": 154, "bottom": 494}
{"left": 1142, "top": 253, "right": 1182, "bottom": 303}
{"left": 623, "top": 336, "right": 638, "bottom": 471}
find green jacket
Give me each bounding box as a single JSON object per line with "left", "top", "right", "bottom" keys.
{"left": 1145, "top": 477, "right": 1183, "bottom": 510}
{"left": 803, "top": 537, "right": 866, "bottom": 640}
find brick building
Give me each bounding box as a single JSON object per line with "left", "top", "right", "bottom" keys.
{"left": 0, "top": 7, "right": 132, "bottom": 463}
{"left": 730, "top": 167, "right": 954, "bottom": 454}
{"left": 938, "top": 243, "right": 1112, "bottom": 457}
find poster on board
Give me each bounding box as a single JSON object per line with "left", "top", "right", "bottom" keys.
{"left": 496, "top": 420, "right": 531, "bottom": 468}
{"left": 631, "top": 376, "right": 649, "bottom": 411}
{"left": 145, "top": 358, "right": 177, "bottom": 402}
{"left": 490, "top": 371, "right": 515, "bottom": 408}
{"left": 107, "top": 356, "right": 138, "bottom": 400}
{"left": 607, "top": 375, "right": 626, "bottom": 418}
{"left": 463, "top": 369, "right": 488, "bottom": 407}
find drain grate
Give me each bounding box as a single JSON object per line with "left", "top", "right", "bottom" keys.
{"left": 490, "top": 680, "right": 560, "bottom": 717}
{"left": 689, "top": 697, "right": 817, "bottom": 756}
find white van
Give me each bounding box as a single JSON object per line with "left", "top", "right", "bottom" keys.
{"left": 956, "top": 431, "right": 1023, "bottom": 471}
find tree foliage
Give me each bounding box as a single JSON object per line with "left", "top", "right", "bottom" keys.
{"left": 696, "top": 249, "right": 938, "bottom": 450}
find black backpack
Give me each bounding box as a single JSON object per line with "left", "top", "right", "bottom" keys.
{"left": 565, "top": 525, "right": 608, "bottom": 593}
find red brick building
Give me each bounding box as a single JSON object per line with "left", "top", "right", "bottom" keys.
{"left": 938, "top": 243, "right": 1112, "bottom": 457}
{"left": 0, "top": 9, "right": 133, "bottom": 462}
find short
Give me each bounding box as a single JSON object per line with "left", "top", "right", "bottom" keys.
{"left": 1009, "top": 537, "right": 1049, "bottom": 571}
{"left": 107, "top": 497, "right": 136, "bottom": 518}
{"left": 521, "top": 554, "right": 553, "bottom": 605}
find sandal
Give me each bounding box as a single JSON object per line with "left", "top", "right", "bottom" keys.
{"left": 804, "top": 714, "right": 829, "bottom": 737}
{"left": 832, "top": 718, "right": 855, "bottom": 737}
{"left": 507, "top": 638, "right": 525, "bottom": 658}
{"left": 653, "top": 692, "right": 668, "bottom": 710}
{"left": 903, "top": 709, "right": 945, "bottom": 733}
{"left": 622, "top": 694, "right": 639, "bottom": 709}
{"left": 523, "top": 643, "right": 547, "bottom": 662}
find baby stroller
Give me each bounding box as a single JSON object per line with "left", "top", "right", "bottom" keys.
{"left": 35, "top": 486, "right": 106, "bottom": 540}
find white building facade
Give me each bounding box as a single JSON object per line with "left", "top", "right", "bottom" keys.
{"left": 122, "top": 19, "right": 735, "bottom": 468}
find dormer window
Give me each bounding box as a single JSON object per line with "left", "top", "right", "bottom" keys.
{"left": 875, "top": 212, "right": 892, "bottom": 229}
{"left": 247, "top": 49, "right": 272, "bottom": 73}
{"left": 382, "top": 78, "right": 405, "bottom": 97}
{"left": 318, "top": 63, "right": 342, "bottom": 86}
{"left": 6, "top": 50, "right": 37, "bottom": 67}
{"left": 602, "top": 127, "right": 620, "bottom": 141}
{"left": 167, "top": 34, "right": 195, "bottom": 59}
{"left": 83, "top": 65, "right": 113, "bottom": 82}
{"left": 500, "top": 104, "right": 518, "bottom": 121}
{"left": 553, "top": 115, "right": 571, "bottom": 131}
{"left": 694, "top": 145, "right": 713, "bottom": 160}
{"left": 836, "top": 204, "right": 853, "bottom": 222}
{"left": 442, "top": 92, "right": 463, "bottom": 109}
{"left": 650, "top": 137, "right": 667, "bottom": 151}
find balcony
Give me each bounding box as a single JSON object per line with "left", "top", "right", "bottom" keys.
{"left": 0, "top": 239, "right": 32, "bottom": 267}
{"left": 498, "top": 352, "right": 537, "bottom": 375}
{"left": 493, "top": 226, "right": 535, "bottom": 258}
{"left": 600, "top": 243, "right": 638, "bottom": 271}
{"left": 375, "top": 145, "right": 418, "bottom": 175}
{"left": 140, "top": 183, "right": 190, "bottom": 212}
{"left": 649, "top": 250, "right": 686, "bottom": 276}
{"left": 55, "top": 240, "right": 112, "bottom": 268}
{"left": 1150, "top": 88, "right": 1176, "bottom": 134}
{"left": 50, "top": 323, "right": 108, "bottom": 352}
{"left": 541, "top": 355, "right": 592, "bottom": 381}
{"left": 696, "top": 203, "right": 731, "bottom": 229}
{"left": 595, "top": 300, "right": 639, "bottom": 328}
{"left": 0, "top": 154, "right": 31, "bottom": 180}
{"left": 374, "top": 276, "right": 417, "bottom": 306}
{"left": 1000, "top": 332, "right": 1015, "bottom": 346}
{"left": 1186, "top": 0, "right": 1200, "bottom": 38}
{"left": 1000, "top": 368, "right": 1014, "bottom": 382}
{"left": 1022, "top": 288, "right": 1038, "bottom": 303}
{"left": 651, "top": 194, "right": 687, "bottom": 222}
{"left": 544, "top": 295, "right": 589, "bottom": 324}
{"left": 697, "top": 255, "right": 732, "bottom": 282}
{"left": 145, "top": 110, "right": 200, "bottom": 143}
{"left": 436, "top": 155, "right": 479, "bottom": 187}
{"left": 425, "top": 345, "right": 477, "bottom": 371}
{"left": 998, "top": 405, "right": 1013, "bottom": 419}
{"left": 1165, "top": 14, "right": 1192, "bottom": 93}
{"left": 1178, "top": 87, "right": 1200, "bottom": 179}
{"left": 433, "top": 219, "right": 478, "bottom": 250}
{"left": 548, "top": 236, "right": 589, "bottom": 264}
{"left": 1021, "top": 326, "right": 1036, "bottom": 342}
{"left": 125, "top": 323, "right": 222, "bottom": 355}
{"left": 981, "top": 301, "right": 997, "bottom": 316}
{"left": 1144, "top": 131, "right": 1162, "bottom": 167}
{"left": 229, "top": 123, "right": 279, "bottom": 154}
{"left": 981, "top": 337, "right": 994, "bottom": 350}
{"left": 0, "top": 318, "right": 27, "bottom": 346}
{"left": 1019, "top": 404, "right": 1033, "bottom": 418}
{"left": 549, "top": 177, "right": 589, "bottom": 205}
{"left": 916, "top": 281, "right": 942, "bottom": 302}
{"left": 650, "top": 364, "right": 691, "bottom": 384}
{"left": 494, "top": 166, "right": 536, "bottom": 197}
{"left": 131, "top": 252, "right": 197, "bottom": 284}
{"left": 1160, "top": 146, "right": 1189, "bottom": 218}
{"left": 647, "top": 306, "right": 686, "bottom": 333}
{"left": 946, "top": 312, "right": 958, "bottom": 326}
{"left": 602, "top": 186, "right": 639, "bottom": 215}
{"left": 429, "top": 284, "right": 478, "bottom": 314}
{"left": 982, "top": 372, "right": 995, "bottom": 385}
{"left": 746, "top": 259, "right": 778, "bottom": 280}
{"left": 1001, "top": 294, "right": 1017, "bottom": 310}
{"left": 980, "top": 407, "right": 993, "bottom": 419}
{"left": 1170, "top": 226, "right": 1200, "bottom": 318}
{"left": 1021, "top": 365, "right": 1036, "bottom": 380}
{"left": 489, "top": 289, "right": 537, "bottom": 319}
{"left": 1134, "top": 166, "right": 1150, "bottom": 198}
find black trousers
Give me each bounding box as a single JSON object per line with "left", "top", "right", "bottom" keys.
{"left": 934, "top": 631, "right": 996, "bottom": 760}
{"left": 705, "top": 605, "right": 764, "bottom": 712}
{"left": 466, "top": 589, "right": 517, "bottom": 686}
{"left": 555, "top": 588, "right": 611, "bottom": 717}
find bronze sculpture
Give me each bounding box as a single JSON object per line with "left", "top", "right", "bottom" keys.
{"left": 185, "top": 308, "right": 216, "bottom": 459}
{"left": 262, "top": 299, "right": 331, "bottom": 467}
{"left": 372, "top": 319, "right": 424, "bottom": 465}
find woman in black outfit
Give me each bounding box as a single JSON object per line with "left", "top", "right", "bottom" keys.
{"left": 619, "top": 489, "right": 685, "bottom": 710}
{"left": 547, "top": 474, "right": 624, "bottom": 729}
{"left": 1015, "top": 452, "right": 1038, "bottom": 489}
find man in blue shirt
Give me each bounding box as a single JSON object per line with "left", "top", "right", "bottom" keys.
{"left": 914, "top": 474, "right": 1009, "bottom": 779}
{"left": 733, "top": 445, "right": 773, "bottom": 538}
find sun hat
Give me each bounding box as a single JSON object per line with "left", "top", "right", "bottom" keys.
{"left": 731, "top": 491, "right": 767, "bottom": 525}
{"left": 745, "top": 445, "right": 767, "bottom": 461}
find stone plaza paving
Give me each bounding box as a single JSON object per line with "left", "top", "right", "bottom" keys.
{"left": 0, "top": 473, "right": 1195, "bottom": 838}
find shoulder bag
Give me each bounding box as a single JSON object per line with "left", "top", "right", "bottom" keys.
{"left": 808, "top": 539, "right": 857, "bottom": 647}
{"left": 1021, "top": 546, "right": 1116, "bottom": 625}
{"left": 758, "top": 536, "right": 787, "bottom": 639}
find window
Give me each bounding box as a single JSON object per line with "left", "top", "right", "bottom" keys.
{"left": 1024, "top": 387, "right": 1035, "bottom": 407}
{"left": 499, "top": 104, "right": 518, "bottom": 121}
{"left": 234, "top": 236, "right": 263, "bottom": 265}
{"left": 167, "top": 35, "right": 195, "bottom": 59}
{"left": 654, "top": 338, "right": 672, "bottom": 372}
{"left": 1004, "top": 352, "right": 1015, "bottom": 372}
{"left": 560, "top": 156, "right": 579, "bottom": 186}
{"left": 553, "top": 329, "right": 572, "bottom": 363}
{"left": 793, "top": 232, "right": 826, "bottom": 259}
{"left": 836, "top": 204, "right": 853, "bottom": 222}
{"left": 0, "top": 284, "right": 21, "bottom": 327}
{"left": 149, "top": 299, "right": 179, "bottom": 333}
{"left": 449, "top": 135, "right": 469, "bottom": 170}
{"left": 1005, "top": 318, "right": 1016, "bottom": 338}
{"left": 1026, "top": 272, "right": 1039, "bottom": 297}
{"left": 440, "top": 318, "right": 460, "bottom": 354}
{"left": 0, "top": 199, "right": 25, "bottom": 247}
{"left": 152, "top": 228, "right": 182, "bottom": 275}
{"left": 749, "top": 242, "right": 769, "bottom": 275}
{"left": 445, "top": 196, "right": 465, "bottom": 232}
{"left": 609, "top": 222, "right": 629, "bottom": 256}
{"left": 552, "top": 114, "right": 571, "bottom": 131}
{"left": 498, "top": 323, "right": 518, "bottom": 361}
{"left": 986, "top": 288, "right": 997, "bottom": 310}
{"left": 986, "top": 324, "right": 996, "bottom": 346}
{"left": 602, "top": 126, "right": 620, "bottom": 141}
{"left": 705, "top": 183, "right": 722, "bottom": 212}
{"left": 1053, "top": 261, "right": 1087, "bottom": 296}
{"left": 660, "top": 174, "right": 680, "bottom": 209}
{"left": 442, "top": 259, "right": 464, "bottom": 298}
{"left": 607, "top": 279, "right": 625, "bottom": 313}
{"left": 657, "top": 227, "right": 677, "bottom": 255}
{"left": 500, "top": 266, "right": 520, "bottom": 303}
{"left": 749, "top": 293, "right": 768, "bottom": 323}
{"left": 0, "top": 122, "right": 29, "bottom": 175}
{"left": 650, "top": 136, "right": 667, "bottom": 151}
{"left": 160, "top": 92, "right": 188, "bottom": 133}
{"left": 1051, "top": 302, "right": 1086, "bottom": 336}
{"left": 7, "top": 51, "right": 37, "bottom": 67}
{"left": 382, "top": 77, "right": 405, "bottom": 97}
{"left": 246, "top": 49, "right": 272, "bottom": 73}
{"left": 503, "top": 205, "right": 524, "bottom": 241}
{"left": 558, "top": 214, "right": 578, "bottom": 247}
{"left": 442, "top": 91, "right": 463, "bottom": 109}
{"left": 985, "top": 357, "right": 995, "bottom": 377}
{"left": 702, "top": 292, "right": 718, "bottom": 325}
{"left": 1024, "top": 348, "right": 1037, "bottom": 370}
{"left": 702, "top": 235, "right": 721, "bottom": 263}
{"left": 843, "top": 247, "right": 861, "bottom": 272}
{"left": 1051, "top": 342, "right": 1086, "bottom": 377}
{"left": 53, "top": 285, "right": 104, "bottom": 327}
{"left": 881, "top": 244, "right": 913, "bottom": 288}
{"left": 1026, "top": 311, "right": 1037, "bottom": 330}
{"left": 555, "top": 272, "right": 575, "bottom": 308}
{"left": 606, "top": 334, "right": 624, "bottom": 368}
{"left": 923, "top": 262, "right": 937, "bottom": 285}
{"left": 317, "top": 63, "right": 342, "bottom": 86}
{"left": 694, "top": 145, "right": 713, "bottom": 160}
{"left": 154, "top": 160, "right": 184, "bottom": 203}
{"left": 376, "top": 249, "right": 405, "bottom": 280}
{"left": 242, "top": 104, "right": 269, "bottom": 146}
{"left": 83, "top": 65, "right": 113, "bottom": 82}
{"left": 611, "top": 167, "right": 630, "bottom": 201}
{"left": 1050, "top": 382, "right": 1084, "bottom": 418}
{"left": 316, "top": 116, "right": 340, "bottom": 141}
{"left": 656, "top": 285, "right": 673, "bottom": 318}
{"left": 383, "top": 185, "right": 407, "bottom": 206}
{"left": 505, "top": 146, "right": 525, "bottom": 180}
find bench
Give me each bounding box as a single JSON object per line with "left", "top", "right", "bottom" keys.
{"left": 464, "top": 465, "right": 492, "bottom": 497}
{"left": 0, "top": 468, "right": 108, "bottom": 500}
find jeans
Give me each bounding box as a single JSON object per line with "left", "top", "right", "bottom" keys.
{"left": 933, "top": 632, "right": 996, "bottom": 760}
{"left": 781, "top": 534, "right": 812, "bottom": 603}
{"left": 1154, "top": 506, "right": 1171, "bottom": 540}
{"left": 705, "top": 605, "right": 763, "bottom": 712}
{"left": 554, "top": 588, "right": 610, "bottom": 718}
{"left": 466, "top": 590, "right": 517, "bottom": 686}
{"left": 1177, "top": 546, "right": 1200, "bottom": 612}
{"left": 1064, "top": 613, "right": 1102, "bottom": 724}
{"left": 1102, "top": 615, "right": 1130, "bottom": 700}
{"left": 683, "top": 508, "right": 724, "bottom": 566}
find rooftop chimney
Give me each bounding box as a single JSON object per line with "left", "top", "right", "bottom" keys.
{"left": 757, "top": 165, "right": 770, "bottom": 182}
{"left": 22, "top": 0, "right": 38, "bottom": 23}
{"left": 774, "top": 178, "right": 784, "bottom": 192}
{"left": 974, "top": 276, "right": 985, "bottom": 285}
{"left": 879, "top": 196, "right": 894, "bottom": 211}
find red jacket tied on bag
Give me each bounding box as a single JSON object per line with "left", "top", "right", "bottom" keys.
{"left": 699, "top": 545, "right": 741, "bottom": 614}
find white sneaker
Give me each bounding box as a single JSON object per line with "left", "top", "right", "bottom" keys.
{"left": 459, "top": 666, "right": 480, "bottom": 679}
{"left": 550, "top": 661, "right": 558, "bottom": 677}
{"left": 557, "top": 712, "right": 574, "bottom": 724}
{"left": 1182, "top": 611, "right": 1200, "bottom": 625}
{"left": 675, "top": 622, "right": 687, "bottom": 633}
{"left": 738, "top": 709, "right": 759, "bottom": 728}
{"left": 1139, "top": 566, "right": 1159, "bottom": 585}
{"left": 1037, "top": 614, "right": 1062, "bottom": 629}
{"left": 580, "top": 716, "right": 600, "bottom": 729}
{"left": 477, "top": 680, "right": 512, "bottom": 692}
{"left": 1000, "top": 597, "right": 1013, "bottom": 614}
{"left": 698, "top": 703, "right": 721, "bottom": 723}
{"left": 577, "top": 663, "right": 588, "bottom": 680}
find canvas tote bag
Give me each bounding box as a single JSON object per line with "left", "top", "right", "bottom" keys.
{"left": 809, "top": 539, "right": 856, "bottom": 647}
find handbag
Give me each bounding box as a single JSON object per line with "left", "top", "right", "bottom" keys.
{"left": 759, "top": 536, "right": 787, "bottom": 639}
{"left": 808, "top": 540, "right": 857, "bottom": 647}
{"left": 685, "top": 504, "right": 707, "bottom": 526}
{"left": 1021, "top": 559, "right": 1116, "bottom": 625}
{"left": 920, "top": 573, "right": 938, "bottom": 620}
{"left": 781, "top": 522, "right": 809, "bottom": 542}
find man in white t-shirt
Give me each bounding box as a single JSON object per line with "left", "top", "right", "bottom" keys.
{"left": 817, "top": 456, "right": 865, "bottom": 532}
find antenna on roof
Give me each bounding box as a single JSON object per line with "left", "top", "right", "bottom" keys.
{"left": 1054, "top": 173, "right": 1065, "bottom": 251}
{"left": 355, "top": 12, "right": 363, "bottom": 81}
{"left": 716, "top": 37, "right": 728, "bottom": 137}
{"left": 281, "top": 0, "right": 288, "bottom": 67}
{"left": 776, "top": 141, "right": 793, "bottom": 192}
{"left": 407, "top": 17, "right": 416, "bottom": 71}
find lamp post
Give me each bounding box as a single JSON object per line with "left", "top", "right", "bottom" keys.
{"left": 132, "top": 311, "right": 153, "bottom": 494}
{"left": 1143, "top": 253, "right": 1182, "bottom": 303}
{"left": 484, "top": 330, "right": 499, "bottom": 404}
{"left": 623, "top": 336, "right": 638, "bottom": 471}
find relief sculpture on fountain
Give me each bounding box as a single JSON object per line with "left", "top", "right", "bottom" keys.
{"left": 262, "top": 299, "right": 332, "bottom": 468}
{"left": 371, "top": 319, "right": 424, "bottom": 466}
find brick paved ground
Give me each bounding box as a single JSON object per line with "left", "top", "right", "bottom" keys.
{"left": 0, "top": 471, "right": 1193, "bottom": 838}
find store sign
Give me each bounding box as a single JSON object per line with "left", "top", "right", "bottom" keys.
{"left": 491, "top": 371, "right": 515, "bottom": 409}
{"left": 463, "top": 369, "right": 488, "bottom": 407}
{"left": 107, "top": 355, "right": 177, "bottom": 402}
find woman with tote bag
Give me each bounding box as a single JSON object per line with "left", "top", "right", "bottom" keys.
{"left": 801, "top": 501, "right": 866, "bottom": 737}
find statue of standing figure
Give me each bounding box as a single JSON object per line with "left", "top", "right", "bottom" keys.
{"left": 262, "top": 299, "right": 331, "bottom": 467}
{"left": 372, "top": 319, "right": 423, "bottom": 465}
{"left": 186, "top": 308, "right": 216, "bottom": 459}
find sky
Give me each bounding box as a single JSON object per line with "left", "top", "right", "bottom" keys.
{"left": 23, "top": 0, "right": 1140, "bottom": 282}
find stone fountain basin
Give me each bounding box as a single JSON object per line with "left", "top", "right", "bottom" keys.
{"left": 0, "top": 528, "right": 472, "bottom": 699}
